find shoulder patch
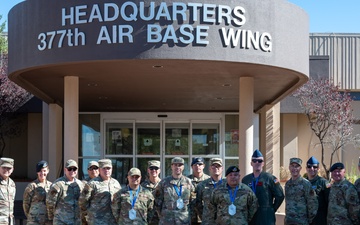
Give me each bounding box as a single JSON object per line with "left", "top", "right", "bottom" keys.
{"left": 274, "top": 178, "right": 279, "bottom": 184}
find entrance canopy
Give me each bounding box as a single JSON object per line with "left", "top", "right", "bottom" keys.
{"left": 8, "top": 0, "right": 309, "bottom": 112}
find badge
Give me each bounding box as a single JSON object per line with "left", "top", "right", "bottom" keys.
{"left": 228, "top": 204, "right": 236, "bottom": 215}
{"left": 176, "top": 198, "right": 184, "bottom": 209}
{"left": 129, "top": 209, "right": 136, "bottom": 220}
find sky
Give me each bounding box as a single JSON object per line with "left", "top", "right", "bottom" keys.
{"left": 0, "top": 0, "right": 359, "bottom": 33}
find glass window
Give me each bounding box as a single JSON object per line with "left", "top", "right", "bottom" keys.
{"left": 79, "top": 114, "right": 101, "bottom": 157}
{"left": 225, "top": 115, "right": 239, "bottom": 156}
{"left": 165, "top": 123, "right": 189, "bottom": 155}
{"left": 136, "top": 123, "right": 160, "bottom": 155}
{"left": 225, "top": 159, "right": 239, "bottom": 171}
{"left": 111, "top": 158, "right": 133, "bottom": 185}
{"left": 192, "top": 123, "right": 219, "bottom": 155}
{"left": 105, "top": 123, "right": 133, "bottom": 155}
{"left": 78, "top": 158, "right": 100, "bottom": 180}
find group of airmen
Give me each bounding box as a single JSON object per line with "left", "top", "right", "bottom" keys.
{"left": 0, "top": 149, "right": 360, "bottom": 224}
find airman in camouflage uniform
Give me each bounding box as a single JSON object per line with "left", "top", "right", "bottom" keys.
{"left": 195, "top": 158, "right": 224, "bottom": 224}
{"left": 0, "top": 158, "right": 16, "bottom": 225}
{"left": 79, "top": 159, "right": 121, "bottom": 225}
{"left": 46, "top": 159, "right": 84, "bottom": 225}
{"left": 242, "top": 150, "right": 284, "bottom": 225}
{"left": 112, "top": 167, "right": 154, "bottom": 224}
{"left": 354, "top": 157, "right": 360, "bottom": 198}
{"left": 327, "top": 162, "right": 360, "bottom": 225}
{"left": 304, "top": 156, "right": 330, "bottom": 225}
{"left": 209, "top": 166, "right": 258, "bottom": 225}
{"left": 23, "top": 160, "right": 52, "bottom": 225}
{"left": 141, "top": 160, "right": 161, "bottom": 225}
{"left": 285, "top": 158, "right": 318, "bottom": 225}
{"left": 187, "top": 157, "right": 210, "bottom": 225}
{"left": 154, "top": 157, "right": 194, "bottom": 225}
{"left": 83, "top": 161, "right": 99, "bottom": 183}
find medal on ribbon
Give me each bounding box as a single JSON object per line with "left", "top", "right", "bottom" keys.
{"left": 128, "top": 186, "right": 140, "bottom": 220}
{"left": 227, "top": 185, "right": 239, "bottom": 216}
{"left": 173, "top": 183, "right": 183, "bottom": 209}
{"left": 228, "top": 203, "right": 236, "bottom": 215}
{"left": 129, "top": 208, "right": 136, "bottom": 220}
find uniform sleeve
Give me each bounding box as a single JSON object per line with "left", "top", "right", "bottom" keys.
{"left": 208, "top": 189, "right": 218, "bottom": 224}
{"left": 111, "top": 191, "right": 121, "bottom": 223}
{"left": 22, "top": 183, "right": 34, "bottom": 217}
{"left": 271, "top": 176, "right": 285, "bottom": 212}
{"left": 247, "top": 190, "right": 259, "bottom": 222}
{"left": 195, "top": 183, "right": 204, "bottom": 220}
{"left": 146, "top": 190, "right": 155, "bottom": 223}
{"left": 305, "top": 183, "right": 318, "bottom": 223}
{"left": 46, "top": 183, "right": 61, "bottom": 220}
{"left": 78, "top": 183, "right": 93, "bottom": 212}
{"left": 346, "top": 186, "right": 360, "bottom": 224}
{"left": 153, "top": 181, "right": 164, "bottom": 217}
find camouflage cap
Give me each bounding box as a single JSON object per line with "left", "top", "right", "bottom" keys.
{"left": 0, "top": 158, "right": 14, "bottom": 168}
{"left": 87, "top": 161, "right": 99, "bottom": 169}
{"left": 210, "top": 158, "right": 223, "bottom": 166}
{"left": 148, "top": 160, "right": 160, "bottom": 168}
{"left": 225, "top": 166, "right": 240, "bottom": 176}
{"left": 98, "top": 159, "right": 112, "bottom": 168}
{"left": 128, "top": 167, "right": 141, "bottom": 176}
{"left": 65, "top": 159, "right": 78, "bottom": 168}
{"left": 289, "top": 157, "right": 302, "bottom": 166}
{"left": 171, "top": 157, "right": 184, "bottom": 164}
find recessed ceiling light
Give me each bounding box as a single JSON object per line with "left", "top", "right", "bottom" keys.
{"left": 98, "top": 96, "right": 108, "bottom": 100}
{"left": 215, "top": 97, "right": 224, "bottom": 100}
{"left": 153, "top": 65, "right": 163, "bottom": 68}
{"left": 87, "top": 83, "right": 98, "bottom": 87}
{"left": 222, "top": 84, "right": 231, "bottom": 87}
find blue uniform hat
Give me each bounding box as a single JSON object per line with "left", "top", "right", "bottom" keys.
{"left": 252, "top": 149, "right": 263, "bottom": 158}
{"left": 306, "top": 156, "right": 319, "bottom": 165}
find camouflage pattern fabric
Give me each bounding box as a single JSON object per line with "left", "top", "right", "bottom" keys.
{"left": 187, "top": 173, "right": 210, "bottom": 224}
{"left": 154, "top": 175, "right": 194, "bottom": 225}
{"left": 79, "top": 176, "right": 121, "bottom": 225}
{"left": 23, "top": 179, "right": 52, "bottom": 225}
{"left": 354, "top": 177, "right": 360, "bottom": 198}
{"left": 306, "top": 175, "right": 330, "bottom": 225}
{"left": 111, "top": 185, "right": 154, "bottom": 224}
{"left": 141, "top": 178, "right": 161, "bottom": 225}
{"left": 209, "top": 182, "right": 258, "bottom": 225}
{"left": 195, "top": 178, "right": 225, "bottom": 224}
{"left": 327, "top": 178, "right": 360, "bottom": 225}
{"left": 46, "top": 176, "right": 84, "bottom": 225}
{"left": 0, "top": 177, "right": 15, "bottom": 225}
{"left": 242, "top": 172, "right": 284, "bottom": 225}
{"left": 284, "top": 176, "right": 318, "bottom": 225}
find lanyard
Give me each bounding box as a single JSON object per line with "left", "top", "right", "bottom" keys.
{"left": 227, "top": 185, "right": 239, "bottom": 204}
{"left": 251, "top": 175, "right": 259, "bottom": 193}
{"left": 212, "top": 178, "right": 223, "bottom": 188}
{"left": 129, "top": 186, "right": 140, "bottom": 209}
{"left": 173, "top": 184, "right": 182, "bottom": 198}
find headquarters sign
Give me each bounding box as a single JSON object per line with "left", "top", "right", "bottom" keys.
{"left": 36, "top": 2, "right": 272, "bottom": 52}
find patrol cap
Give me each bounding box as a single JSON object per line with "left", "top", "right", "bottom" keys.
{"left": 36, "top": 160, "right": 48, "bottom": 172}
{"left": 330, "top": 162, "right": 345, "bottom": 172}
{"left": 289, "top": 158, "right": 302, "bottom": 166}
{"left": 98, "top": 159, "right": 112, "bottom": 168}
{"left": 87, "top": 161, "right": 99, "bottom": 170}
{"left": 225, "top": 166, "right": 240, "bottom": 176}
{"left": 148, "top": 160, "right": 160, "bottom": 168}
{"left": 128, "top": 167, "right": 141, "bottom": 176}
{"left": 0, "top": 158, "right": 14, "bottom": 168}
{"left": 210, "top": 158, "right": 222, "bottom": 166}
{"left": 65, "top": 159, "right": 78, "bottom": 168}
{"left": 171, "top": 157, "right": 184, "bottom": 165}
{"left": 191, "top": 157, "right": 204, "bottom": 166}
{"left": 252, "top": 149, "right": 263, "bottom": 158}
{"left": 306, "top": 156, "right": 319, "bottom": 166}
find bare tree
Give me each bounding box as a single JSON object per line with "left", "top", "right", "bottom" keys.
{"left": 293, "top": 78, "right": 360, "bottom": 179}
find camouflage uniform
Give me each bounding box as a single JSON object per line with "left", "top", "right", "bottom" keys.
{"left": 0, "top": 176, "right": 16, "bottom": 225}
{"left": 46, "top": 176, "right": 84, "bottom": 225}
{"left": 284, "top": 176, "right": 318, "bottom": 225}
{"left": 111, "top": 185, "right": 154, "bottom": 224}
{"left": 242, "top": 172, "right": 284, "bottom": 225}
{"left": 141, "top": 178, "right": 161, "bottom": 225}
{"left": 23, "top": 179, "right": 52, "bottom": 225}
{"left": 187, "top": 173, "right": 210, "bottom": 224}
{"left": 154, "top": 175, "right": 194, "bottom": 225}
{"left": 327, "top": 178, "right": 360, "bottom": 225}
{"left": 354, "top": 177, "right": 360, "bottom": 198}
{"left": 79, "top": 176, "right": 121, "bottom": 225}
{"left": 195, "top": 178, "right": 225, "bottom": 224}
{"left": 209, "top": 182, "right": 258, "bottom": 225}
{"left": 306, "top": 175, "right": 330, "bottom": 225}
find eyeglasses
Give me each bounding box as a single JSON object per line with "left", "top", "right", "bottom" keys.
{"left": 88, "top": 167, "right": 98, "bottom": 171}
{"left": 67, "top": 167, "right": 77, "bottom": 172}
{"left": 149, "top": 167, "right": 159, "bottom": 170}
{"left": 252, "top": 159, "right": 264, "bottom": 163}
{"left": 307, "top": 165, "right": 318, "bottom": 169}
{"left": 102, "top": 167, "right": 112, "bottom": 170}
